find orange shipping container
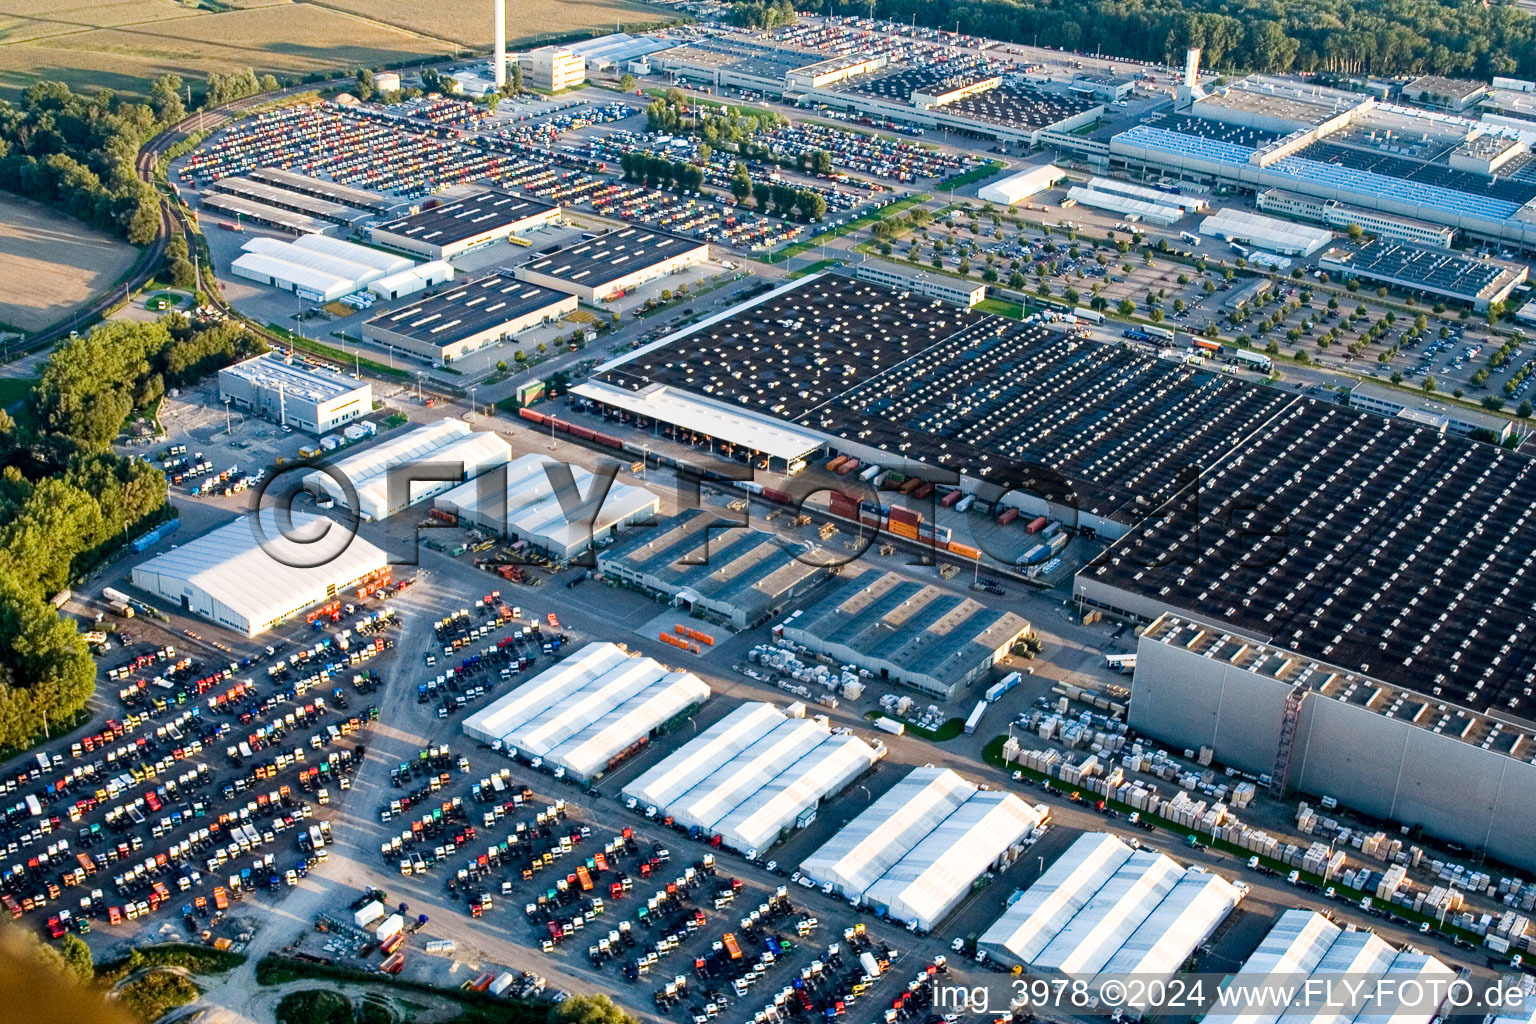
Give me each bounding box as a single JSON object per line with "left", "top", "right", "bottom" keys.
{"left": 889, "top": 521, "right": 919, "bottom": 540}
{"left": 947, "top": 542, "right": 981, "bottom": 560}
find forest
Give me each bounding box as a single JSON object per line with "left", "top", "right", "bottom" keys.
{"left": 0, "top": 317, "right": 265, "bottom": 751}
{"left": 759, "top": 0, "right": 1536, "bottom": 79}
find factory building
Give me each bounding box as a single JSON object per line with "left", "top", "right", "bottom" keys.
{"left": 1255, "top": 189, "right": 1457, "bottom": 249}
{"left": 587, "top": 273, "right": 1293, "bottom": 533}
{"left": 433, "top": 452, "right": 660, "bottom": 559}
{"left": 369, "top": 190, "right": 560, "bottom": 260}
{"left": 1206, "top": 908, "right": 1453, "bottom": 1024}
{"left": 1106, "top": 95, "right": 1536, "bottom": 253}
{"left": 807, "top": 69, "right": 1102, "bottom": 146}
{"left": 801, "top": 766, "right": 1047, "bottom": 933}
{"left": 1197, "top": 208, "right": 1333, "bottom": 256}
{"left": 461, "top": 642, "right": 709, "bottom": 783}
{"left": 621, "top": 701, "right": 880, "bottom": 857}
{"left": 231, "top": 234, "right": 414, "bottom": 301}
{"left": 218, "top": 352, "right": 372, "bottom": 435}
{"left": 304, "top": 418, "right": 510, "bottom": 521}
{"left": 131, "top": 510, "right": 389, "bottom": 636}
{"left": 1126, "top": 614, "right": 1536, "bottom": 872}
{"left": 778, "top": 568, "right": 1030, "bottom": 701}
{"left": 1317, "top": 238, "right": 1527, "bottom": 311}
{"left": 514, "top": 228, "right": 710, "bottom": 303}
{"left": 1349, "top": 382, "right": 1515, "bottom": 442}
{"left": 361, "top": 274, "right": 576, "bottom": 364}
{"left": 518, "top": 46, "right": 586, "bottom": 91}
{"left": 976, "top": 831, "right": 1241, "bottom": 998}
{"left": 852, "top": 264, "right": 986, "bottom": 307}
{"left": 975, "top": 164, "right": 1064, "bottom": 206}
{"left": 596, "top": 509, "right": 825, "bottom": 628}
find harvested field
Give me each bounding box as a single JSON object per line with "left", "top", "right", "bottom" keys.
{"left": 0, "top": 0, "right": 671, "bottom": 97}
{"left": 0, "top": 193, "right": 138, "bottom": 333}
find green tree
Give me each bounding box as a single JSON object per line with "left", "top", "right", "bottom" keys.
{"left": 619, "top": 73, "right": 636, "bottom": 91}
{"left": 551, "top": 993, "right": 635, "bottom": 1024}
{"left": 59, "top": 933, "right": 92, "bottom": 984}
{"left": 1422, "top": 374, "right": 1436, "bottom": 393}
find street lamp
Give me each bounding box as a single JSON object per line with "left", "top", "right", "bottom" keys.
{"left": 467, "top": 386, "right": 478, "bottom": 419}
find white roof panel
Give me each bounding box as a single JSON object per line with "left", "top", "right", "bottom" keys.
{"left": 1097, "top": 870, "right": 1241, "bottom": 993}
{"left": 801, "top": 766, "right": 975, "bottom": 897}
{"left": 1033, "top": 848, "right": 1185, "bottom": 975}
{"left": 977, "top": 832, "right": 1135, "bottom": 964}
{"left": 460, "top": 642, "right": 710, "bottom": 781}
{"left": 130, "top": 510, "right": 387, "bottom": 633}
{"left": 863, "top": 789, "right": 1043, "bottom": 931}
{"left": 621, "top": 703, "right": 784, "bottom": 810}
{"left": 1206, "top": 909, "right": 1341, "bottom": 1024}
{"left": 570, "top": 380, "right": 825, "bottom": 463}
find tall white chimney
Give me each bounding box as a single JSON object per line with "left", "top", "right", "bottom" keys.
{"left": 1183, "top": 47, "right": 1201, "bottom": 90}
{"left": 493, "top": 0, "right": 506, "bottom": 90}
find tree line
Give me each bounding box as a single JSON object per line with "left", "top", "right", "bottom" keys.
{"left": 0, "top": 315, "right": 264, "bottom": 751}
{"left": 780, "top": 0, "right": 1536, "bottom": 78}
{"left": 618, "top": 151, "right": 707, "bottom": 192}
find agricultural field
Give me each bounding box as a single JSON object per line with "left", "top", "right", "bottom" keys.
{"left": 0, "top": 194, "right": 138, "bottom": 334}
{"left": 0, "top": 0, "right": 667, "bottom": 97}
{"left": 311, "top": 0, "right": 670, "bottom": 49}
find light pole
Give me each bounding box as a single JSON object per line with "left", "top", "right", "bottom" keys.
{"left": 416, "top": 372, "right": 423, "bottom": 403}
{"left": 468, "top": 386, "right": 478, "bottom": 419}
{"left": 224, "top": 398, "right": 232, "bottom": 435}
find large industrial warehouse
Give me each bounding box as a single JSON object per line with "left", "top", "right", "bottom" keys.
{"left": 976, "top": 832, "right": 1241, "bottom": 994}
{"left": 1317, "top": 238, "right": 1527, "bottom": 311}
{"left": 361, "top": 273, "right": 576, "bottom": 364}
{"left": 515, "top": 228, "right": 710, "bottom": 302}
{"left": 1128, "top": 614, "right": 1536, "bottom": 873}
{"left": 597, "top": 509, "right": 826, "bottom": 628}
{"left": 461, "top": 642, "right": 709, "bottom": 783}
{"left": 1205, "top": 908, "right": 1454, "bottom": 1024}
{"left": 433, "top": 453, "right": 660, "bottom": 559}
{"left": 779, "top": 568, "right": 1030, "bottom": 700}
{"left": 304, "top": 418, "right": 510, "bottom": 521}
{"left": 589, "top": 273, "right": 1293, "bottom": 531}
{"left": 800, "top": 765, "right": 1046, "bottom": 933}
{"left": 369, "top": 189, "right": 560, "bottom": 259}
{"left": 621, "top": 701, "right": 879, "bottom": 857}
{"left": 131, "top": 510, "right": 388, "bottom": 636}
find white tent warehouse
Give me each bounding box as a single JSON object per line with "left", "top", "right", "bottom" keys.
{"left": 1205, "top": 908, "right": 1454, "bottom": 1024}
{"left": 304, "top": 418, "right": 510, "bottom": 521}
{"left": 433, "top": 453, "right": 660, "bottom": 559}
{"left": 232, "top": 235, "right": 415, "bottom": 302}
{"left": 976, "top": 832, "right": 1241, "bottom": 1000}
{"left": 131, "top": 510, "right": 388, "bottom": 636}
{"left": 799, "top": 766, "right": 1046, "bottom": 933}
{"left": 621, "top": 702, "right": 879, "bottom": 858}
{"left": 462, "top": 642, "right": 708, "bottom": 783}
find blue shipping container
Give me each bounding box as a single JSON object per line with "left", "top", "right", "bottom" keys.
{"left": 130, "top": 518, "right": 181, "bottom": 552}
